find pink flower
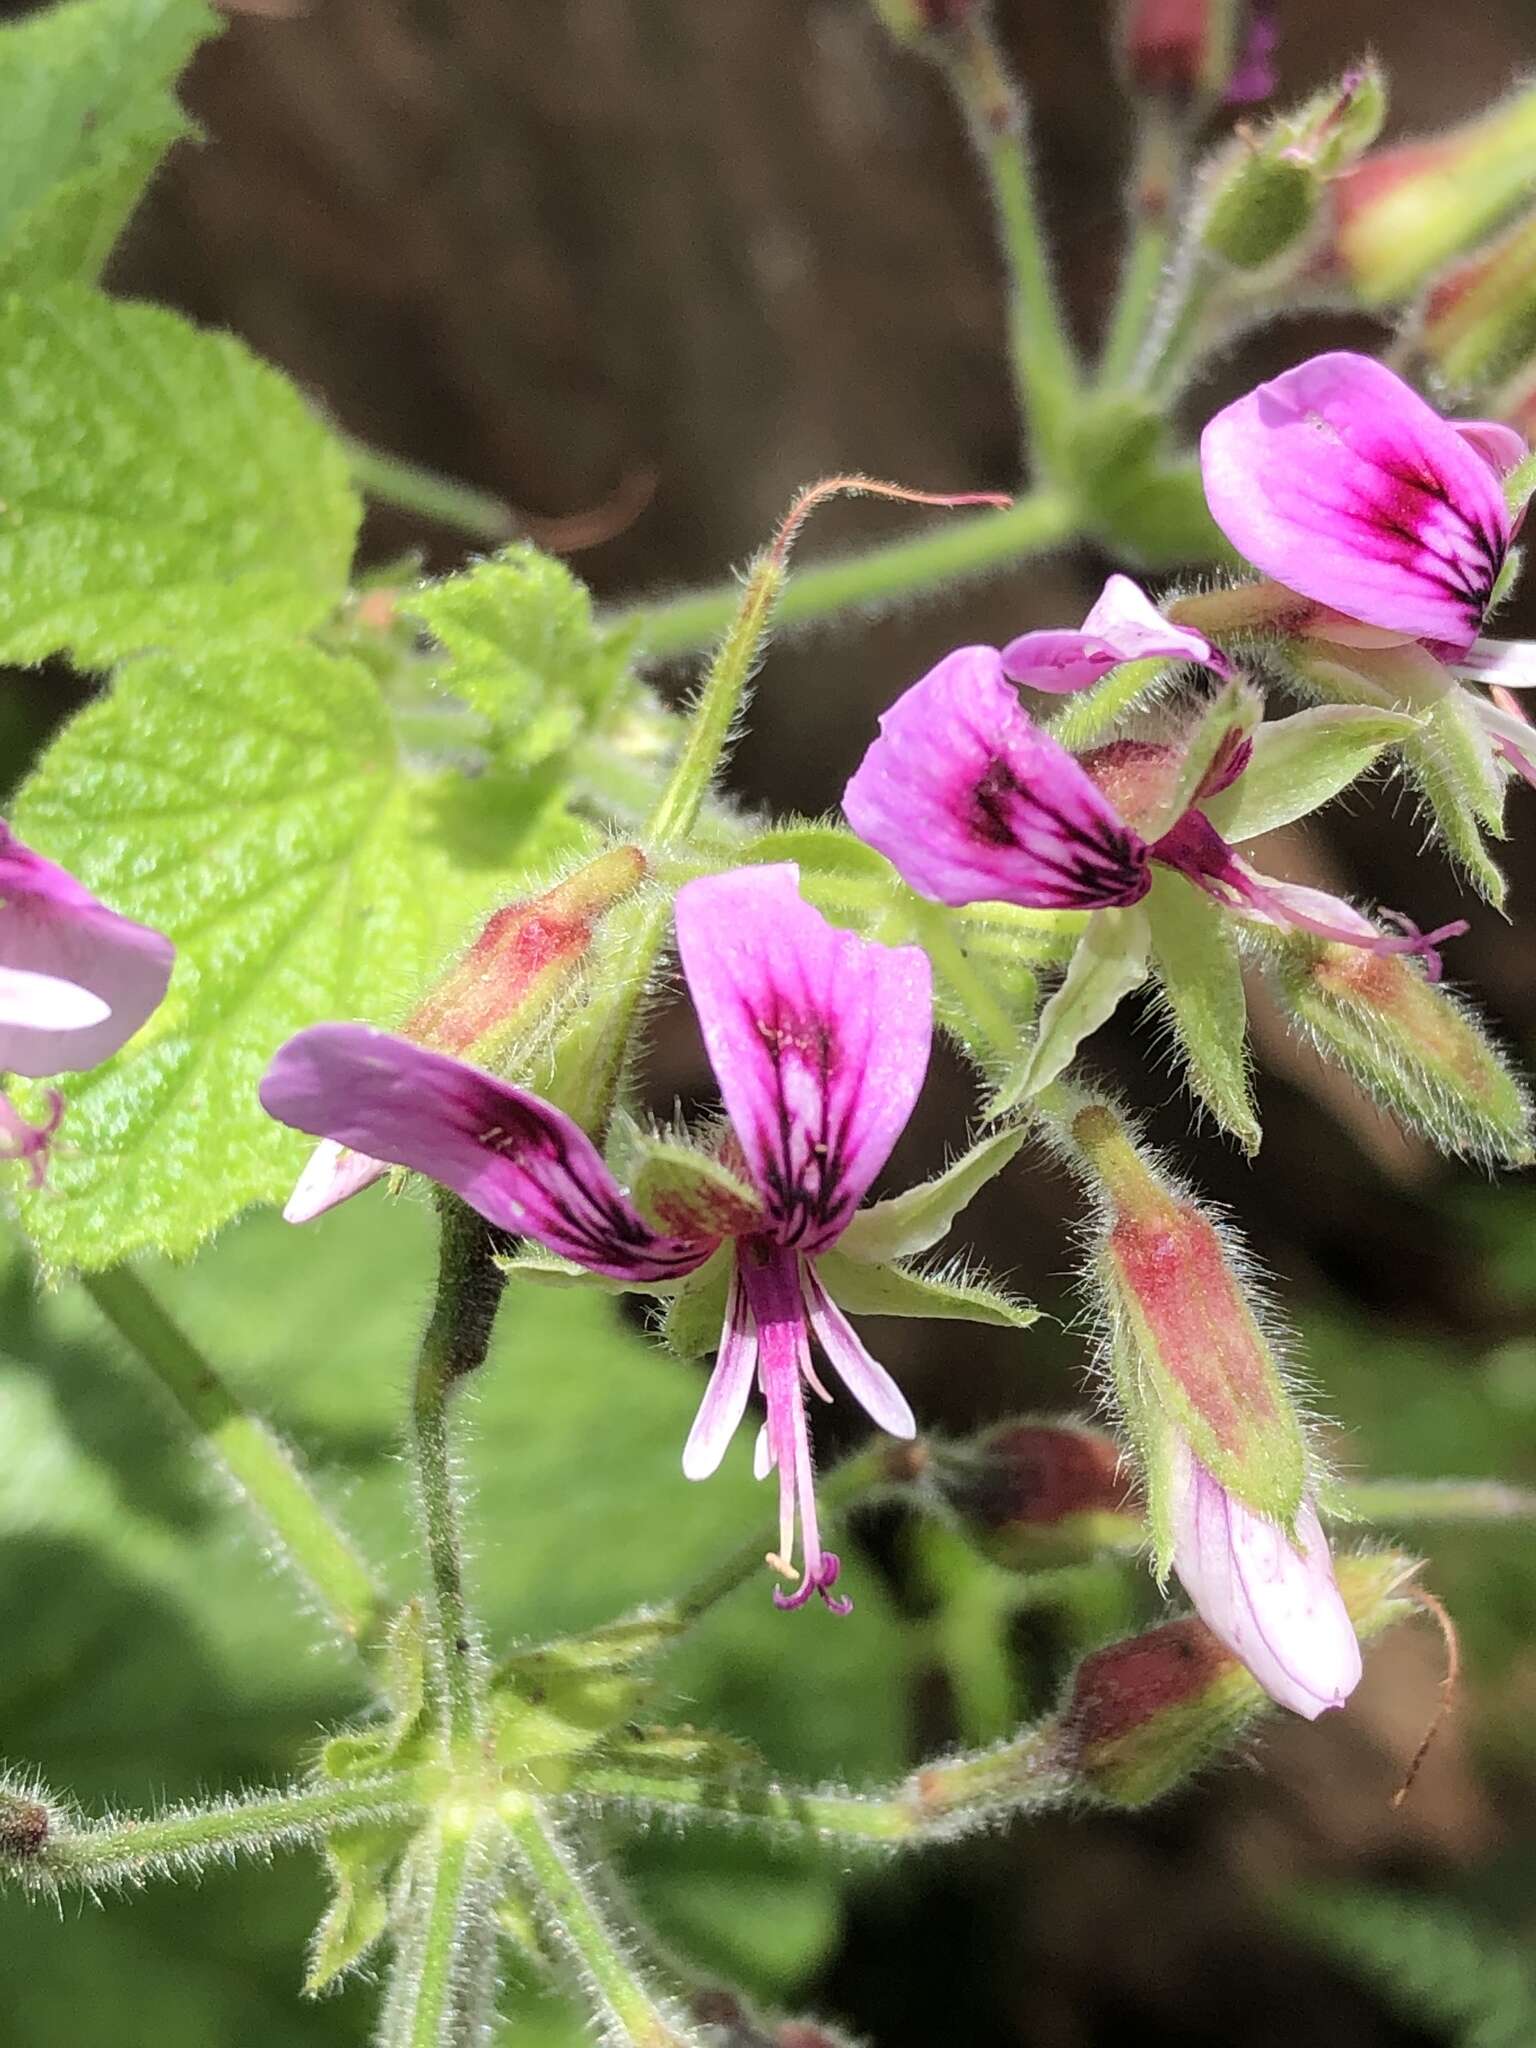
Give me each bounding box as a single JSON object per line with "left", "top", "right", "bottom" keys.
{"left": 842, "top": 648, "right": 1463, "bottom": 971}
{"left": 1167, "top": 1437, "right": 1361, "bottom": 1720}
{"left": 261, "top": 865, "right": 933, "bottom": 1613}
{"left": 1201, "top": 352, "right": 1536, "bottom": 788}
{"left": 0, "top": 822, "right": 174, "bottom": 1183}
{"left": 1001, "top": 574, "right": 1231, "bottom": 697}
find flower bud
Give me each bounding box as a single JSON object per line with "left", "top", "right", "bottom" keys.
{"left": 1116, "top": 0, "right": 1276, "bottom": 116}
{"left": 930, "top": 1418, "right": 1144, "bottom": 1568}
{"left": 1326, "top": 85, "right": 1536, "bottom": 305}
{"left": 283, "top": 846, "right": 647, "bottom": 1222}
{"left": 0, "top": 1788, "right": 50, "bottom": 1862}
{"left": 1199, "top": 65, "right": 1384, "bottom": 272}
{"left": 1262, "top": 911, "right": 1533, "bottom": 1166}
{"left": 1070, "top": 1101, "right": 1307, "bottom": 1553}
{"left": 1057, "top": 1549, "right": 1414, "bottom": 1805}
{"left": 1412, "top": 208, "right": 1536, "bottom": 398}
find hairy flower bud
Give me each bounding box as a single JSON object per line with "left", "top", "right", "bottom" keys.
{"left": 284, "top": 846, "right": 647, "bottom": 1222}
{"left": 930, "top": 1418, "right": 1144, "bottom": 1567}
{"left": 1412, "top": 208, "right": 1536, "bottom": 398}
{"left": 1057, "top": 1550, "right": 1414, "bottom": 1805}
{"left": 1200, "top": 64, "right": 1384, "bottom": 271}
{"left": 1262, "top": 914, "right": 1533, "bottom": 1166}
{"left": 1070, "top": 1103, "right": 1306, "bottom": 1543}
{"left": 1116, "top": 0, "right": 1276, "bottom": 115}
{"left": 0, "top": 1788, "right": 50, "bottom": 1862}
{"left": 1326, "top": 85, "right": 1536, "bottom": 304}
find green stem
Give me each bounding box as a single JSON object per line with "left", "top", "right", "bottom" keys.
{"left": 941, "top": 20, "right": 1081, "bottom": 474}
{"left": 508, "top": 1805, "right": 700, "bottom": 2048}
{"left": 609, "top": 492, "right": 1076, "bottom": 665}
{"left": 79, "top": 1264, "right": 381, "bottom": 1653}
{"left": 577, "top": 1722, "right": 1072, "bottom": 1845}
{"left": 412, "top": 1199, "right": 507, "bottom": 1750}
{"left": 1336, "top": 1478, "right": 1536, "bottom": 1524}
{"left": 378, "top": 1818, "right": 506, "bottom": 2048}
{"left": 1100, "top": 116, "right": 1184, "bottom": 387}
{"left": 10, "top": 1775, "right": 417, "bottom": 1893}
{"left": 1139, "top": 244, "right": 1225, "bottom": 400}
{"left": 343, "top": 435, "right": 517, "bottom": 544}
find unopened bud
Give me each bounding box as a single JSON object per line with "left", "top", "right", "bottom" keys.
{"left": 283, "top": 847, "right": 647, "bottom": 1222}
{"left": 931, "top": 1418, "right": 1144, "bottom": 1567}
{"left": 1412, "top": 208, "right": 1536, "bottom": 397}
{"left": 1116, "top": 0, "right": 1276, "bottom": 116}
{"left": 1057, "top": 1549, "right": 1415, "bottom": 1805}
{"left": 1069, "top": 1103, "right": 1307, "bottom": 1554}
{"left": 1327, "top": 85, "right": 1536, "bottom": 305}
{"left": 1200, "top": 64, "right": 1384, "bottom": 272}
{"left": 0, "top": 1789, "right": 50, "bottom": 1861}
{"left": 1265, "top": 915, "right": 1533, "bottom": 1166}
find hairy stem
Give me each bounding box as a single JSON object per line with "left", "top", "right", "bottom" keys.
{"left": 608, "top": 492, "right": 1075, "bottom": 665}
{"left": 577, "top": 1723, "right": 1073, "bottom": 1845}
{"left": 1338, "top": 1477, "right": 1536, "bottom": 1524}
{"left": 507, "top": 1805, "right": 702, "bottom": 2048}
{"left": 344, "top": 436, "right": 517, "bottom": 543}
{"left": 1101, "top": 116, "right": 1184, "bottom": 386}
{"left": 940, "top": 18, "right": 1080, "bottom": 476}
{"left": 78, "top": 1263, "right": 381, "bottom": 1653}
{"left": 378, "top": 1818, "right": 507, "bottom": 2048}
{"left": 412, "top": 1199, "right": 508, "bottom": 1750}
{"left": 7, "top": 1775, "right": 418, "bottom": 1894}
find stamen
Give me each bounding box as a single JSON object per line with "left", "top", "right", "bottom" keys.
{"left": 765, "top": 1551, "right": 800, "bottom": 1583}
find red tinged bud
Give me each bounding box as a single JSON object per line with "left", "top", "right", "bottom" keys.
{"left": 0, "top": 1793, "right": 49, "bottom": 1860}
{"left": 1118, "top": 0, "right": 1275, "bottom": 113}
{"left": 932, "top": 1418, "right": 1144, "bottom": 1567}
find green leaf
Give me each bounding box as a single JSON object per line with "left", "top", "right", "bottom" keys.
{"left": 0, "top": 285, "right": 361, "bottom": 666}
{"left": 1000, "top": 906, "right": 1151, "bottom": 1106}
{"left": 1201, "top": 705, "right": 1421, "bottom": 843}
{"left": 1144, "top": 871, "right": 1258, "bottom": 1153}
{"left": 12, "top": 639, "right": 585, "bottom": 1269}
{"left": 0, "top": 0, "right": 218, "bottom": 291}
{"left": 815, "top": 1250, "right": 1038, "bottom": 1330}
{"left": 405, "top": 545, "right": 632, "bottom": 768}
{"left": 306, "top": 1820, "right": 405, "bottom": 1995}
{"left": 659, "top": 1245, "right": 732, "bottom": 1360}
{"left": 836, "top": 1124, "right": 1025, "bottom": 1264}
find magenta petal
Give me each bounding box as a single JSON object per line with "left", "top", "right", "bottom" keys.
{"left": 1455, "top": 419, "right": 1528, "bottom": 480}
{"left": 682, "top": 1262, "right": 758, "bottom": 1479}
{"left": 1001, "top": 575, "right": 1231, "bottom": 694}
{"left": 260, "top": 1023, "right": 707, "bottom": 1281}
{"left": 802, "top": 1263, "right": 915, "bottom": 1438}
{"left": 844, "top": 646, "right": 1152, "bottom": 911}
{"left": 1201, "top": 352, "right": 1511, "bottom": 655}
{"left": 1169, "top": 1441, "right": 1361, "bottom": 1721}
{"left": 674, "top": 865, "right": 932, "bottom": 1255}
{"left": 0, "top": 824, "right": 173, "bottom": 1076}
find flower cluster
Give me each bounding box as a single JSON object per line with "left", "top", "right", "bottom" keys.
{"left": 243, "top": 350, "right": 1530, "bottom": 1722}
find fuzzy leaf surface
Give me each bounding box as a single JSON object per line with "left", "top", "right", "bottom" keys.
{"left": 0, "top": 286, "right": 360, "bottom": 665}
{"left": 0, "top": 0, "right": 217, "bottom": 291}
{"left": 11, "top": 640, "right": 584, "bottom": 1268}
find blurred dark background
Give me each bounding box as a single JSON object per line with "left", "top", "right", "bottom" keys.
{"left": 5, "top": 1, "right": 1536, "bottom": 2043}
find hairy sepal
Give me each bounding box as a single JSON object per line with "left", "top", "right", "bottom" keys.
{"left": 1144, "top": 871, "right": 1258, "bottom": 1154}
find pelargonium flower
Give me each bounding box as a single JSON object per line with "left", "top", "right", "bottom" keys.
{"left": 842, "top": 647, "right": 1462, "bottom": 967}
{"left": 262, "top": 865, "right": 1023, "bottom": 1613}
{"left": 1199, "top": 351, "right": 1536, "bottom": 786}
{"left": 0, "top": 821, "right": 175, "bottom": 1180}
{"left": 1000, "top": 573, "right": 1232, "bottom": 697}
{"left": 1167, "top": 1436, "right": 1361, "bottom": 1720}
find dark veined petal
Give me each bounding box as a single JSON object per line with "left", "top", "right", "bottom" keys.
{"left": 842, "top": 645, "right": 1152, "bottom": 911}
{"left": 260, "top": 1023, "right": 708, "bottom": 1282}
{"left": 673, "top": 864, "right": 932, "bottom": 1255}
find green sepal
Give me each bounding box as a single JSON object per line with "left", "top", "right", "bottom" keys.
{"left": 739, "top": 820, "right": 894, "bottom": 895}
{"left": 997, "top": 906, "right": 1151, "bottom": 1108}
{"left": 492, "top": 1246, "right": 632, "bottom": 1291}
{"left": 319, "top": 1602, "right": 432, "bottom": 1784}
{"left": 306, "top": 1821, "right": 406, "bottom": 1995}
{"left": 836, "top": 1125, "right": 1025, "bottom": 1265}
{"left": 1144, "top": 871, "right": 1258, "bottom": 1154}
{"left": 625, "top": 1133, "right": 763, "bottom": 1239}
{"left": 1145, "top": 680, "right": 1262, "bottom": 841}
{"left": 1047, "top": 659, "right": 1171, "bottom": 749}
{"left": 659, "top": 1243, "right": 733, "bottom": 1360}
{"left": 815, "top": 1251, "right": 1038, "bottom": 1331}
{"left": 1201, "top": 705, "right": 1421, "bottom": 843}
